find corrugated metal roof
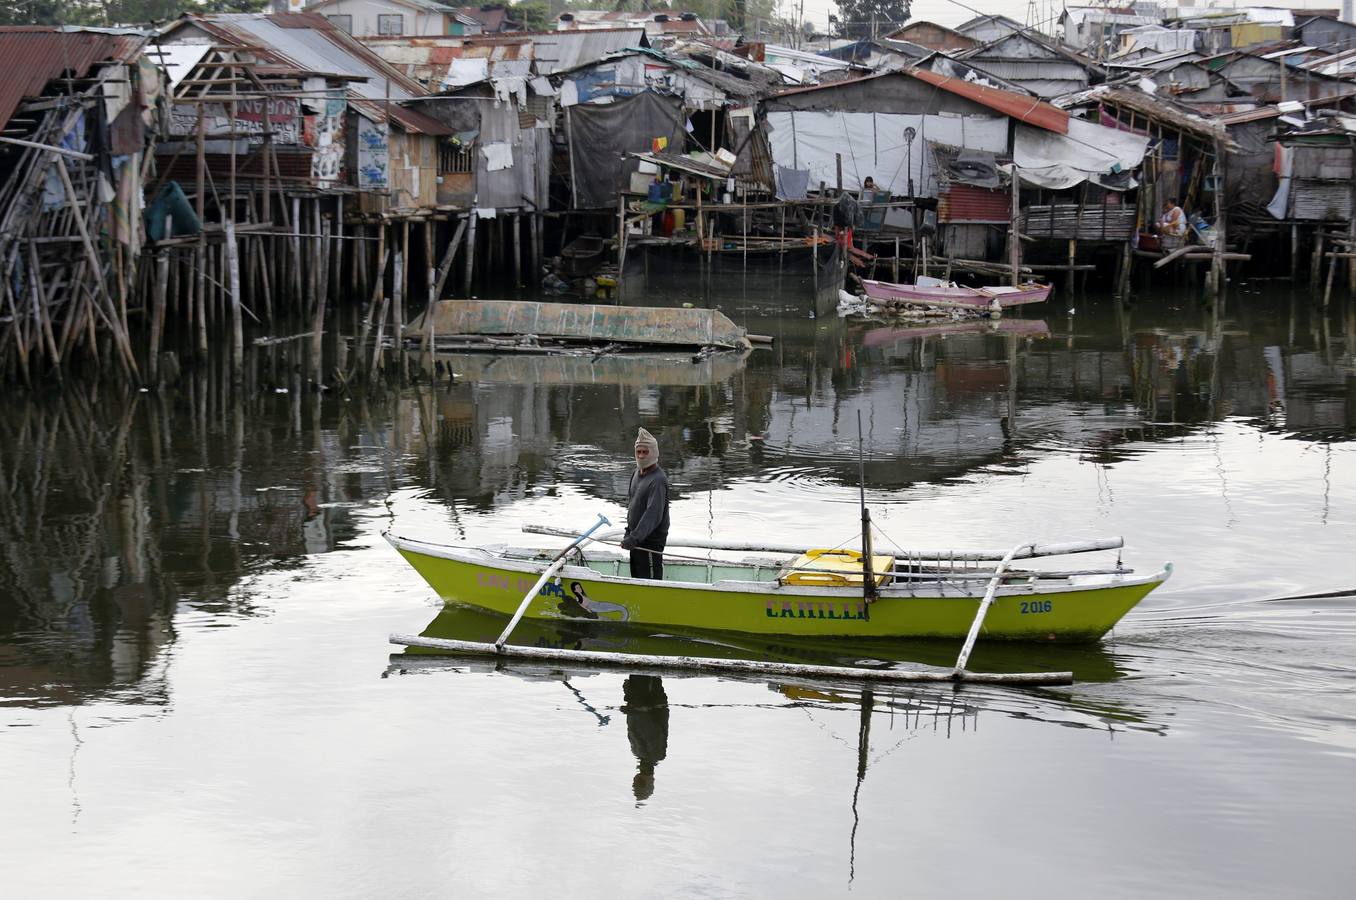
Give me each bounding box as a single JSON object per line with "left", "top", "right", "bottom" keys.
{"left": 958, "top": 60, "right": 1091, "bottom": 80}
{"left": 224, "top": 14, "right": 420, "bottom": 100}
{"left": 531, "top": 28, "right": 648, "bottom": 74}
{"left": 1216, "top": 90, "right": 1356, "bottom": 124}
{"left": 171, "top": 15, "right": 448, "bottom": 134}
{"left": 0, "top": 27, "right": 148, "bottom": 128}
{"left": 907, "top": 67, "right": 1069, "bottom": 133}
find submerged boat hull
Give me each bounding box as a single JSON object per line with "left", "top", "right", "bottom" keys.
{"left": 387, "top": 535, "right": 1167, "bottom": 643}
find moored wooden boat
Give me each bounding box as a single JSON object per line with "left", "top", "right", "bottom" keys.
{"left": 558, "top": 235, "right": 606, "bottom": 277}
{"left": 385, "top": 531, "right": 1169, "bottom": 644}
{"left": 861, "top": 278, "right": 1052, "bottom": 312}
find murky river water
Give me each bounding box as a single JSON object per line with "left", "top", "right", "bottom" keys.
{"left": 3, "top": 279, "right": 1355, "bottom": 897}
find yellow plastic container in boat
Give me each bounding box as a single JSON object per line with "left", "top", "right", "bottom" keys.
{"left": 780, "top": 549, "right": 894, "bottom": 586}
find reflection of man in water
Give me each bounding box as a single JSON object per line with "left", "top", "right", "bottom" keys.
{"left": 622, "top": 675, "right": 669, "bottom": 801}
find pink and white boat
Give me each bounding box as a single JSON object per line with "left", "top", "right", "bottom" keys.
{"left": 861, "top": 277, "right": 1051, "bottom": 312}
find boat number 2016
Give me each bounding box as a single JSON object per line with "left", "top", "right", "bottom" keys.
{"left": 1020, "top": 600, "right": 1053, "bottom": 614}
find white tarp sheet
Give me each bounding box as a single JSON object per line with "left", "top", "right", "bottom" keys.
{"left": 765, "top": 110, "right": 1008, "bottom": 198}
{"left": 445, "top": 58, "right": 489, "bottom": 88}
{"left": 1013, "top": 118, "right": 1150, "bottom": 190}
{"left": 159, "top": 42, "right": 213, "bottom": 89}
{"left": 1268, "top": 143, "right": 1292, "bottom": 219}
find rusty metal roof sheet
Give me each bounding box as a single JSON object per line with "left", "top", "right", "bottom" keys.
{"left": 907, "top": 67, "right": 1070, "bottom": 133}
{"left": 0, "top": 26, "right": 148, "bottom": 129}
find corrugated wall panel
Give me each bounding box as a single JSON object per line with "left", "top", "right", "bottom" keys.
{"left": 939, "top": 183, "right": 1010, "bottom": 223}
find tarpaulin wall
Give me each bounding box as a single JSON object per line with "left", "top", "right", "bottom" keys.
{"left": 765, "top": 111, "right": 1008, "bottom": 198}
{"left": 566, "top": 91, "right": 686, "bottom": 209}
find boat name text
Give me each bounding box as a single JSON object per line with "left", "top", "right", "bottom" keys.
{"left": 765, "top": 600, "right": 869, "bottom": 621}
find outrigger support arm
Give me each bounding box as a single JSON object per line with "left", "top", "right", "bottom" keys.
{"left": 952, "top": 541, "right": 1035, "bottom": 678}
{"left": 495, "top": 513, "right": 610, "bottom": 650}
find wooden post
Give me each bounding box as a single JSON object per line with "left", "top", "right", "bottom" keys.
{"left": 1117, "top": 239, "right": 1133, "bottom": 302}
{"left": 1208, "top": 137, "right": 1226, "bottom": 301}
{"left": 835, "top": 152, "right": 842, "bottom": 194}
{"left": 1010, "top": 170, "right": 1021, "bottom": 287}
{"left": 1067, "top": 239, "right": 1077, "bottom": 293}
{"left": 618, "top": 214, "right": 630, "bottom": 279}
{"left": 417, "top": 217, "right": 436, "bottom": 360}
{"left": 512, "top": 211, "right": 522, "bottom": 287}
{"left": 291, "top": 196, "right": 303, "bottom": 303}
{"left": 463, "top": 213, "right": 477, "bottom": 296}
{"left": 355, "top": 227, "right": 387, "bottom": 373}
{"left": 422, "top": 216, "right": 467, "bottom": 357}
{"left": 1348, "top": 136, "right": 1356, "bottom": 296}
{"left": 310, "top": 218, "right": 329, "bottom": 376}
{"left": 893, "top": 235, "right": 899, "bottom": 282}
{"left": 1311, "top": 228, "right": 1325, "bottom": 291}
{"left": 1291, "top": 223, "right": 1300, "bottom": 282}
{"left": 148, "top": 238, "right": 168, "bottom": 383}
{"left": 55, "top": 156, "right": 139, "bottom": 380}
{"left": 195, "top": 107, "right": 208, "bottom": 357}
{"left": 225, "top": 219, "right": 244, "bottom": 383}
{"left": 392, "top": 229, "right": 405, "bottom": 352}
{"left": 1323, "top": 237, "right": 1338, "bottom": 307}
{"left": 529, "top": 212, "right": 540, "bottom": 286}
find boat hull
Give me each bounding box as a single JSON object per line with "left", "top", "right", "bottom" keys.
{"left": 861, "top": 279, "right": 1052, "bottom": 311}
{"left": 388, "top": 536, "right": 1167, "bottom": 643}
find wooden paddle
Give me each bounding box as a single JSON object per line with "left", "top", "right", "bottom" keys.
{"left": 495, "top": 513, "right": 611, "bottom": 650}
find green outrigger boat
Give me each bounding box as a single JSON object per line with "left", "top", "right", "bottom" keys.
{"left": 385, "top": 529, "right": 1170, "bottom": 644}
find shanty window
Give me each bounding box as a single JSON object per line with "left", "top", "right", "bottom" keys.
{"left": 326, "top": 15, "right": 352, "bottom": 33}
{"left": 377, "top": 14, "right": 404, "bottom": 35}
{"left": 440, "top": 143, "right": 474, "bottom": 175}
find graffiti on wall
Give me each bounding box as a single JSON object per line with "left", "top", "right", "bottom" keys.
{"left": 356, "top": 116, "right": 389, "bottom": 189}
{"left": 304, "top": 91, "right": 346, "bottom": 187}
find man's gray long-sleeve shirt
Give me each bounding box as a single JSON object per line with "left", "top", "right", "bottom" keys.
{"left": 624, "top": 465, "right": 670, "bottom": 549}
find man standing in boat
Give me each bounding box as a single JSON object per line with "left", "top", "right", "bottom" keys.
{"left": 622, "top": 427, "right": 670, "bottom": 580}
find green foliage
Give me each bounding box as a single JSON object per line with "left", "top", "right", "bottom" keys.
{"left": 508, "top": 2, "right": 551, "bottom": 32}
{"left": 0, "top": 0, "right": 265, "bottom": 28}
{"left": 830, "top": 0, "right": 910, "bottom": 40}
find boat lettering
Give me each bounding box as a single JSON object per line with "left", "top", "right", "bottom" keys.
{"left": 765, "top": 600, "right": 869, "bottom": 621}
{"left": 1020, "top": 600, "right": 1053, "bottom": 614}
{"left": 475, "top": 571, "right": 541, "bottom": 594}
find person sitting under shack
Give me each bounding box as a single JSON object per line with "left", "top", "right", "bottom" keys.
{"left": 622, "top": 428, "right": 670, "bottom": 580}
{"left": 1156, "top": 198, "right": 1187, "bottom": 239}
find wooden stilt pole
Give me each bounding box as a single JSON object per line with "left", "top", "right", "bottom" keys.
{"left": 1010, "top": 171, "right": 1021, "bottom": 287}
{"left": 396, "top": 218, "right": 408, "bottom": 347}
{"left": 512, "top": 211, "right": 522, "bottom": 287}
{"left": 225, "top": 219, "right": 243, "bottom": 383}
{"left": 463, "top": 212, "right": 477, "bottom": 297}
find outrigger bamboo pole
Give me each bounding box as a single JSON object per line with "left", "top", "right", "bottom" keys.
{"left": 522, "top": 524, "right": 1122, "bottom": 561}
{"left": 388, "top": 635, "right": 1074, "bottom": 686}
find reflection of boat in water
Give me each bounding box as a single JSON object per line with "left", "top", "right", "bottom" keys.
{"left": 861, "top": 278, "right": 1052, "bottom": 312}
{"left": 439, "top": 348, "right": 750, "bottom": 387}
{"left": 386, "top": 532, "right": 1171, "bottom": 643}
{"left": 861, "top": 318, "right": 1050, "bottom": 348}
